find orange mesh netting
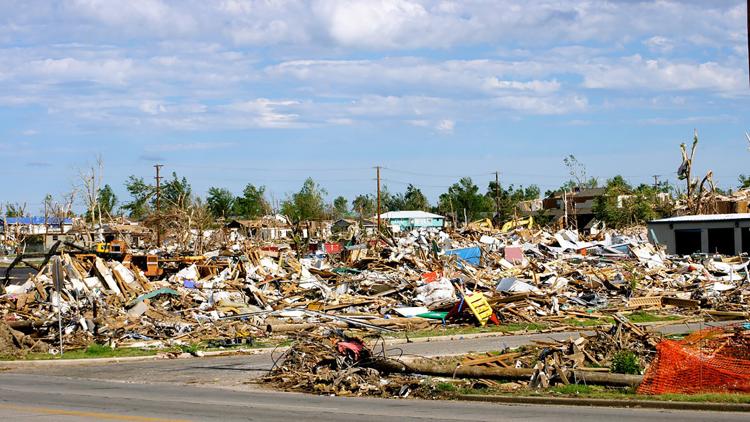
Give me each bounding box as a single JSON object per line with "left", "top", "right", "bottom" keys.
{"left": 637, "top": 324, "right": 750, "bottom": 395}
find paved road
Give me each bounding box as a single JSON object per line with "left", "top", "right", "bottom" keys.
{"left": 0, "top": 373, "right": 746, "bottom": 422}
{"left": 0, "top": 320, "right": 743, "bottom": 421}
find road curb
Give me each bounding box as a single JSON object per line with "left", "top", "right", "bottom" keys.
{"left": 457, "top": 394, "right": 750, "bottom": 412}
{"left": 0, "top": 346, "right": 284, "bottom": 367}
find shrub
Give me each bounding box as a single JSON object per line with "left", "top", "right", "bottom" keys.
{"left": 611, "top": 350, "right": 641, "bottom": 374}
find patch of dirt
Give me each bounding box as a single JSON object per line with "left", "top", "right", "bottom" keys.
{"left": 0, "top": 321, "right": 49, "bottom": 357}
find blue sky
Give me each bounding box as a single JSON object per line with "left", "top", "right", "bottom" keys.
{"left": 0, "top": 0, "right": 748, "bottom": 213}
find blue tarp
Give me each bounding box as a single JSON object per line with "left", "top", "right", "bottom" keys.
{"left": 1, "top": 217, "right": 73, "bottom": 225}
{"left": 445, "top": 246, "right": 481, "bottom": 266}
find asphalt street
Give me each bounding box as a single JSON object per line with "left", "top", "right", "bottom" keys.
{"left": 0, "top": 320, "right": 742, "bottom": 421}
{"left": 0, "top": 373, "right": 747, "bottom": 422}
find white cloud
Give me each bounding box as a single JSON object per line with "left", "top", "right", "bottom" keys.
{"left": 223, "top": 99, "right": 302, "bottom": 128}
{"left": 0, "top": 1, "right": 745, "bottom": 135}
{"left": 436, "top": 119, "right": 454, "bottom": 133}
{"left": 484, "top": 78, "right": 560, "bottom": 94}
{"left": 643, "top": 36, "right": 674, "bottom": 53}
{"left": 140, "top": 100, "right": 166, "bottom": 115}
{"left": 30, "top": 57, "right": 134, "bottom": 85}
{"left": 146, "top": 141, "right": 236, "bottom": 152}
{"left": 582, "top": 55, "right": 745, "bottom": 92}
{"left": 70, "top": 0, "right": 196, "bottom": 35}
{"left": 638, "top": 115, "right": 737, "bottom": 126}
{"left": 315, "top": 0, "right": 430, "bottom": 48}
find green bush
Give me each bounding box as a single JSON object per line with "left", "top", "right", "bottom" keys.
{"left": 611, "top": 350, "right": 641, "bottom": 374}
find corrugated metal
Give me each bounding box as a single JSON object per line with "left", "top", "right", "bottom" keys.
{"left": 1, "top": 217, "right": 73, "bottom": 225}
{"left": 649, "top": 213, "right": 750, "bottom": 224}
{"left": 378, "top": 211, "right": 444, "bottom": 219}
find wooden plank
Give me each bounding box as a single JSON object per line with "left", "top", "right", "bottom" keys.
{"left": 462, "top": 352, "right": 522, "bottom": 367}
{"left": 627, "top": 296, "right": 663, "bottom": 307}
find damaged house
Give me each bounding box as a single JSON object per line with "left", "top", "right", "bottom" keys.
{"left": 0, "top": 216, "right": 75, "bottom": 253}
{"left": 542, "top": 188, "right": 606, "bottom": 229}
{"left": 226, "top": 215, "right": 292, "bottom": 241}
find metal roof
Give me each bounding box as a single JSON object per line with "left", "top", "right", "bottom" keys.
{"left": 649, "top": 213, "right": 750, "bottom": 224}
{"left": 1, "top": 217, "right": 73, "bottom": 225}
{"left": 377, "top": 211, "right": 444, "bottom": 219}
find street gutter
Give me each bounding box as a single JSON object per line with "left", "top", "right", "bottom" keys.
{"left": 457, "top": 394, "right": 750, "bottom": 412}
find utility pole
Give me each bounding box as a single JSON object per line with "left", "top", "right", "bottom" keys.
{"left": 53, "top": 256, "right": 63, "bottom": 356}
{"left": 652, "top": 175, "right": 660, "bottom": 189}
{"left": 494, "top": 171, "right": 500, "bottom": 218}
{"left": 154, "top": 164, "right": 163, "bottom": 247}
{"left": 376, "top": 166, "right": 381, "bottom": 232}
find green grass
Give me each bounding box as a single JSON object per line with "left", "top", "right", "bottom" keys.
{"left": 626, "top": 311, "right": 681, "bottom": 323}
{"left": 435, "top": 382, "right": 458, "bottom": 392}
{"left": 0, "top": 345, "right": 161, "bottom": 361}
{"left": 0, "top": 337, "right": 291, "bottom": 362}
{"left": 561, "top": 317, "right": 613, "bottom": 327}
{"left": 550, "top": 384, "right": 596, "bottom": 395}
{"left": 387, "top": 322, "right": 551, "bottom": 339}
{"left": 387, "top": 313, "right": 688, "bottom": 340}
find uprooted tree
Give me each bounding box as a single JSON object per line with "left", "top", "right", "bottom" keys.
{"left": 677, "top": 130, "right": 715, "bottom": 215}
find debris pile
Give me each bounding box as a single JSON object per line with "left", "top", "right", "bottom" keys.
{"left": 0, "top": 222, "right": 748, "bottom": 358}
{"left": 263, "top": 318, "right": 653, "bottom": 397}
{"left": 264, "top": 331, "right": 432, "bottom": 398}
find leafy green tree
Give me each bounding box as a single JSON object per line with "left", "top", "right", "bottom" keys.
{"left": 233, "top": 184, "right": 271, "bottom": 218}
{"left": 4, "top": 203, "right": 26, "bottom": 218}
{"left": 352, "top": 194, "right": 375, "bottom": 220}
{"left": 380, "top": 185, "right": 405, "bottom": 212}
{"left": 379, "top": 184, "right": 430, "bottom": 212}
{"left": 123, "top": 172, "right": 191, "bottom": 219}
{"left": 97, "top": 184, "right": 118, "bottom": 218}
{"left": 437, "top": 177, "right": 493, "bottom": 222}
{"left": 403, "top": 184, "right": 430, "bottom": 210}
{"left": 739, "top": 174, "right": 750, "bottom": 189}
{"left": 593, "top": 176, "right": 671, "bottom": 228}
{"left": 161, "top": 172, "right": 191, "bottom": 210}
{"left": 593, "top": 176, "right": 632, "bottom": 227}
{"left": 206, "top": 187, "right": 235, "bottom": 219}
{"left": 281, "top": 177, "right": 327, "bottom": 222}
{"left": 332, "top": 196, "right": 349, "bottom": 219}
{"left": 122, "top": 175, "right": 153, "bottom": 220}
{"left": 486, "top": 182, "right": 540, "bottom": 221}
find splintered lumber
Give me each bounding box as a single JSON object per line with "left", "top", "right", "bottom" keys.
{"left": 267, "top": 322, "right": 348, "bottom": 333}
{"left": 661, "top": 297, "right": 700, "bottom": 308}
{"left": 704, "top": 310, "right": 749, "bottom": 319}
{"left": 461, "top": 352, "right": 522, "bottom": 367}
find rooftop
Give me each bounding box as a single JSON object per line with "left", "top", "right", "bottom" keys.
{"left": 649, "top": 213, "right": 750, "bottom": 224}
{"left": 377, "top": 211, "right": 444, "bottom": 219}
{"left": 1, "top": 217, "right": 73, "bottom": 225}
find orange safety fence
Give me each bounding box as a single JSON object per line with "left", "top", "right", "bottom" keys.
{"left": 637, "top": 324, "right": 750, "bottom": 395}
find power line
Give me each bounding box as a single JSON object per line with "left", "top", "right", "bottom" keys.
{"left": 379, "top": 178, "right": 453, "bottom": 189}
{"left": 168, "top": 163, "right": 371, "bottom": 172}
{"left": 383, "top": 167, "right": 495, "bottom": 178}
